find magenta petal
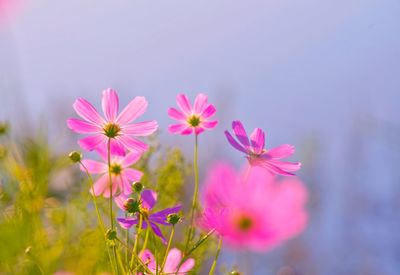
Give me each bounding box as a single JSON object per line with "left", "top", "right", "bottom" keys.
{"left": 78, "top": 135, "right": 105, "bottom": 151}
{"left": 141, "top": 189, "right": 157, "bottom": 209}
{"left": 90, "top": 174, "right": 109, "bottom": 196}
{"left": 250, "top": 128, "right": 265, "bottom": 154}
{"left": 151, "top": 205, "right": 182, "bottom": 220}
{"left": 118, "top": 135, "right": 148, "bottom": 152}
{"left": 122, "top": 120, "right": 158, "bottom": 136}
{"left": 80, "top": 159, "right": 108, "bottom": 174}
{"left": 201, "top": 104, "right": 216, "bottom": 119}
{"left": 168, "top": 107, "right": 186, "bottom": 121}
{"left": 163, "top": 248, "right": 181, "bottom": 273}
{"left": 123, "top": 168, "right": 143, "bottom": 183}
{"left": 267, "top": 144, "right": 295, "bottom": 159}
{"left": 102, "top": 88, "right": 119, "bottom": 121}
{"left": 139, "top": 250, "right": 157, "bottom": 270}
{"left": 201, "top": 120, "right": 218, "bottom": 129}
{"left": 257, "top": 160, "right": 295, "bottom": 176}
{"left": 168, "top": 123, "right": 188, "bottom": 134}
{"left": 176, "top": 94, "right": 192, "bottom": 115}
{"left": 178, "top": 258, "right": 195, "bottom": 273}
{"left": 194, "top": 127, "right": 205, "bottom": 135}
{"left": 118, "top": 217, "right": 138, "bottom": 229}
{"left": 268, "top": 160, "right": 301, "bottom": 172}
{"left": 102, "top": 176, "right": 118, "bottom": 198}
{"left": 193, "top": 93, "right": 208, "bottom": 114}
{"left": 73, "top": 98, "right": 104, "bottom": 125}
{"left": 232, "top": 120, "right": 250, "bottom": 149}
{"left": 67, "top": 118, "right": 100, "bottom": 133}
{"left": 121, "top": 151, "right": 142, "bottom": 167}
{"left": 116, "top": 96, "right": 148, "bottom": 125}
{"left": 181, "top": 127, "right": 193, "bottom": 135}
{"left": 149, "top": 222, "right": 167, "bottom": 243}
{"left": 224, "top": 131, "right": 247, "bottom": 154}
{"left": 114, "top": 193, "right": 127, "bottom": 210}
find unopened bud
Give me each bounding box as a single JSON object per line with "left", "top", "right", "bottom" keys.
{"left": 123, "top": 198, "right": 141, "bottom": 214}
{"left": 132, "top": 182, "right": 143, "bottom": 193}
{"left": 230, "top": 271, "right": 242, "bottom": 275}
{"left": 106, "top": 229, "right": 117, "bottom": 241}
{"left": 69, "top": 151, "right": 82, "bottom": 163}
{"left": 0, "top": 122, "right": 9, "bottom": 136}
{"left": 167, "top": 213, "right": 181, "bottom": 225}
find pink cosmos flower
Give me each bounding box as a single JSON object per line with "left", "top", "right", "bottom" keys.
{"left": 67, "top": 88, "right": 158, "bottom": 152}
{"left": 118, "top": 189, "right": 181, "bottom": 243}
{"left": 199, "top": 162, "right": 308, "bottom": 252}
{"left": 138, "top": 248, "right": 194, "bottom": 275}
{"left": 168, "top": 93, "right": 218, "bottom": 135}
{"left": 225, "top": 120, "right": 301, "bottom": 176}
{"left": 80, "top": 143, "right": 143, "bottom": 197}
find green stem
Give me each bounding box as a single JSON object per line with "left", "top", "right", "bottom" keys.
{"left": 160, "top": 226, "right": 175, "bottom": 272}
{"left": 80, "top": 161, "right": 117, "bottom": 275}
{"left": 130, "top": 214, "right": 143, "bottom": 269}
{"left": 208, "top": 238, "right": 222, "bottom": 275}
{"left": 185, "top": 134, "right": 199, "bottom": 252}
{"left": 125, "top": 213, "right": 129, "bottom": 266}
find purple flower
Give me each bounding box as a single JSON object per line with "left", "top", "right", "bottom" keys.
{"left": 117, "top": 189, "right": 181, "bottom": 243}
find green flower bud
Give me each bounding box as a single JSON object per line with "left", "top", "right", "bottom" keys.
{"left": 230, "top": 271, "right": 242, "bottom": 275}
{"left": 0, "top": 122, "right": 9, "bottom": 136}
{"left": 68, "top": 151, "right": 82, "bottom": 163}
{"left": 105, "top": 229, "right": 117, "bottom": 241}
{"left": 167, "top": 213, "right": 181, "bottom": 225}
{"left": 123, "top": 198, "right": 141, "bottom": 214}
{"left": 132, "top": 182, "right": 144, "bottom": 193}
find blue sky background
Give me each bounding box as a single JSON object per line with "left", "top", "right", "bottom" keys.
{"left": 1, "top": 0, "right": 400, "bottom": 274}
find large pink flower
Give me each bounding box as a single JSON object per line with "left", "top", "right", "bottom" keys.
{"left": 225, "top": 120, "right": 301, "bottom": 176}
{"left": 199, "top": 162, "right": 308, "bottom": 252}
{"left": 80, "top": 143, "right": 143, "bottom": 198}
{"left": 67, "top": 88, "right": 158, "bottom": 152}
{"left": 138, "top": 248, "right": 194, "bottom": 275}
{"left": 168, "top": 93, "right": 218, "bottom": 135}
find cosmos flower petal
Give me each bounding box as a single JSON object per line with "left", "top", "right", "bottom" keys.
{"left": 201, "top": 104, "right": 216, "bottom": 119}
{"left": 194, "top": 127, "right": 205, "bottom": 135}
{"left": 176, "top": 94, "right": 192, "bottom": 115}
{"left": 168, "top": 107, "right": 186, "bottom": 121}
{"left": 78, "top": 135, "right": 105, "bottom": 151}
{"left": 117, "top": 217, "right": 138, "bottom": 229}
{"left": 114, "top": 193, "right": 128, "bottom": 210}
{"left": 193, "top": 93, "right": 208, "bottom": 114}
{"left": 80, "top": 159, "right": 108, "bottom": 174}
{"left": 121, "top": 151, "right": 142, "bottom": 167}
{"left": 102, "top": 88, "right": 119, "bottom": 121}
{"left": 149, "top": 222, "right": 167, "bottom": 243}
{"left": 116, "top": 96, "right": 148, "bottom": 125}
{"left": 163, "top": 248, "right": 181, "bottom": 273}
{"left": 122, "top": 120, "right": 158, "bottom": 136}
{"left": 250, "top": 128, "right": 265, "bottom": 154}
{"left": 202, "top": 120, "right": 218, "bottom": 129}
{"left": 168, "top": 123, "right": 191, "bottom": 135}
{"left": 151, "top": 205, "right": 182, "bottom": 218}
{"left": 123, "top": 168, "right": 143, "bottom": 184}
{"left": 178, "top": 258, "right": 195, "bottom": 274}
{"left": 141, "top": 189, "right": 157, "bottom": 210}
{"left": 267, "top": 160, "right": 301, "bottom": 172}
{"left": 73, "top": 98, "right": 105, "bottom": 125}
{"left": 267, "top": 144, "right": 295, "bottom": 159}
{"left": 257, "top": 160, "right": 296, "bottom": 176}
{"left": 102, "top": 178, "right": 119, "bottom": 197}
{"left": 232, "top": 120, "right": 250, "bottom": 149}
{"left": 90, "top": 174, "right": 109, "bottom": 196}
{"left": 139, "top": 250, "right": 157, "bottom": 270}
{"left": 224, "top": 131, "right": 247, "bottom": 154}
{"left": 119, "top": 135, "right": 148, "bottom": 152}
{"left": 67, "top": 118, "right": 100, "bottom": 133}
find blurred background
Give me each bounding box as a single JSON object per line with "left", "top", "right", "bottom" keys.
{"left": 1, "top": 0, "right": 400, "bottom": 274}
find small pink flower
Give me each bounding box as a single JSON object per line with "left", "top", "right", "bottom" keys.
{"left": 138, "top": 248, "right": 194, "bottom": 274}
{"left": 68, "top": 88, "right": 158, "bottom": 152}
{"left": 225, "top": 120, "right": 301, "bottom": 176}
{"left": 80, "top": 143, "right": 143, "bottom": 197}
{"left": 199, "top": 162, "right": 308, "bottom": 252}
{"left": 168, "top": 93, "right": 218, "bottom": 135}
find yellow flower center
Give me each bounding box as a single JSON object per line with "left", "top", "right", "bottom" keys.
{"left": 187, "top": 115, "right": 201, "bottom": 127}
{"left": 103, "top": 123, "right": 121, "bottom": 138}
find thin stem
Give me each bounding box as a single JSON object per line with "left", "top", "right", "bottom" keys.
{"left": 130, "top": 214, "right": 143, "bottom": 269}
{"left": 80, "top": 161, "right": 116, "bottom": 274}
{"left": 160, "top": 226, "right": 175, "bottom": 272}
{"left": 125, "top": 213, "right": 129, "bottom": 266}
{"left": 208, "top": 238, "right": 222, "bottom": 275}
{"left": 185, "top": 134, "right": 199, "bottom": 252}
{"left": 107, "top": 138, "right": 114, "bottom": 229}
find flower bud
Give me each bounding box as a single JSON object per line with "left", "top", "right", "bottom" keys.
{"left": 167, "top": 213, "right": 181, "bottom": 225}
{"left": 132, "top": 182, "right": 144, "bottom": 193}
{"left": 0, "top": 122, "right": 9, "bottom": 136}
{"left": 25, "top": 246, "right": 32, "bottom": 254}
{"left": 68, "top": 151, "right": 82, "bottom": 163}
{"left": 123, "top": 198, "right": 141, "bottom": 214}
{"left": 105, "top": 229, "right": 117, "bottom": 240}
{"left": 230, "top": 271, "right": 242, "bottom": 275}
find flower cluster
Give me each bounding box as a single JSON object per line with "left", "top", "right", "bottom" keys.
{"left": 68, "top": 89, "right": 307, "bottom": 274}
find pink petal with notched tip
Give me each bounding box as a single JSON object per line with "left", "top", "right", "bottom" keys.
{"left": 250, "top": 128, "right": 265, "bottom": 154}
{"left": 267, "top": 144, "right": 295, "bottom": 159}
{"left": 178, "top": 258, "right": 195, "bottom": 274}
{"left": 232, "top": 120, "right": 250, "bottom": 150}
{"left": 73, "top": 98, "right": 104, "bottom": 125}
{"left": 122, "top": 120, "right": 158, "bottom": 136}
{"left": 193, "top": 93, "right": 208, "bottom": 114}
{"left": 118, "top": 135, "right": 148, "bottom": 152}
{"left": 116, "top": 96, "right": 148, "bottom": 125}
{"left": 168, "top": 107, "right": 186, "bottom": 121}
{"left": 102, "top": 88, "right": 119, "bottom": 121}
{"left": 67, "top": 118, "right": 100, "bottom": 133}
{"left": 201, "top": 104, "right": 216, "bottom": 119}
{"left": 80, "top": 159, "right": 108, "bottom": 174}
{"left": 163, "top": 248, "right": 181, "bottom": 273}
{"left": 176, "top": 94, "right": 192, "bottom": 115}
{"left": 78, "top": 134, "right": 105, "bottom": 151}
